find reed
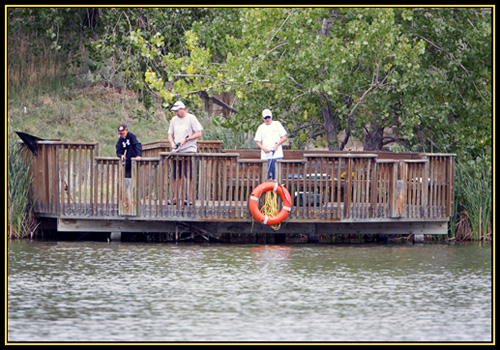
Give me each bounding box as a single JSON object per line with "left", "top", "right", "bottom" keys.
{"left": 7, "top": 128, "right": 39, "bottom": 239}
{"left": 453, "top": 156, "right": 492, "bottom": 241}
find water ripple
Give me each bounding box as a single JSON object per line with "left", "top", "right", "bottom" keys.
{"left": 8, "top": 241, "right": 492, "bottom": 343}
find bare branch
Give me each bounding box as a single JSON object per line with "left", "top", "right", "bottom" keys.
{"left": 287, "top": 122, "right": 324, "bottom": 138}
{"left": 174, "top": 73, "right": 216, "bottom": 79}
{"left": 198, "top": 91, "right": 239, "bottom": 114}
{"left": 416, "top": 34, "right": 444, "bottom": 51}
{"left": 267, "top": 41, "right": 288, "bottom": 55}
{"left": 349, "top": 80, "right": 378, "bottom": 118}
{"left": 288, "top": 75, "right": 303, "bottom": 88}
{"left": 268, "top": 9, "right": 294, "bottom": 44}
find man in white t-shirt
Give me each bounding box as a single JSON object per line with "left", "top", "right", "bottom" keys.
{"left": 168, "top": 101, "right": 203, "bottom": 205}
{"left": 254, "top": 108, "right": 287, "bottom": 180}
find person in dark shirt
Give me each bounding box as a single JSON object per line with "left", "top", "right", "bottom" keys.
{"left": 115, "top": 124, "right": 142, "bottom": 178}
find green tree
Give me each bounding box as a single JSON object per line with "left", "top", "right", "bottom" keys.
{"left": 399, "top": 7, "right": 492, "bottom": 157}
{"left": 88, "top": 8, "right": 226, "bottom": 109}
{"left": 139, "top": 8, "right": 427, "bottom": 150}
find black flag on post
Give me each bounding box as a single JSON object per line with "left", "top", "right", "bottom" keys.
{"left": 14, "top": 131, "right": 44, "bottom": 155}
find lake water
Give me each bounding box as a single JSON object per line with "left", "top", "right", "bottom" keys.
{"left": 7, "top": 240, "right": 492, "bottom": 343}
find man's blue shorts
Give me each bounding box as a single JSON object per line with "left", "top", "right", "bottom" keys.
{"left": 173, "top": 159, "right": 193, "bottom": 179}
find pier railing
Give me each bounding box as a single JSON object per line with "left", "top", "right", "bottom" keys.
{"left": 24, "top": 140, "right": 455, "bottom": 223}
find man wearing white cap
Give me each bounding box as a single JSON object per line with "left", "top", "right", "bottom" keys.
{"left": 168, "top": 101, "right": 203, "bottom": 205}
{"left": 254, "top": 108, "right": 287, "bottom": 180}
{"left": 168, "top": 101, "right": 203, "bottom": 152}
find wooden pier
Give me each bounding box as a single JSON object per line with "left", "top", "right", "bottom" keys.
{"left": 20, "top": 138, "right": 455, "bottom": 243}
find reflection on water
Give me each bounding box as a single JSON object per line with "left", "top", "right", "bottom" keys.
{"left": 7, "top": 240, "right": 492, "bottom": 343}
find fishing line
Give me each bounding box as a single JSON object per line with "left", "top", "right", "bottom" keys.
{"left": 131, "top": 142, "right": 181, "bottom": 195}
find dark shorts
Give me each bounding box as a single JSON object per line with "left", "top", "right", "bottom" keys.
{"left": 125, "top": 161, "right": 132, "bottom": 178}
{"left": 173, "top": 159, "right": 193, "bottom": 179}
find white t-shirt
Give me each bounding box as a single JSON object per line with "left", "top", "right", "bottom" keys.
{"left": 254, "top": 120, "right": 287, "bottom": 160}
{"left": 167, "top": 113, "right": 203, "bottom": 152}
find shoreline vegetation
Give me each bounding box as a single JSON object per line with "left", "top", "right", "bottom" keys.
{"left": 7, "top": 8, "right": 491, "bottom": 242}
{"left": 7, "top": 129, "right": 39, "bottom": 239}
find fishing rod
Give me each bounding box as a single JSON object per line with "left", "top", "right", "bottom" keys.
{"left": 121, "top": 150, "right": 127, "bottom": 166}
{"left": 266, "top": 142, "right": 277, "bottom": 180}
{"left": 164, "top": 142, "right": 181, "bottom": 161}
{"left": 134, "top": 141, "right": 183, "bottom": 194}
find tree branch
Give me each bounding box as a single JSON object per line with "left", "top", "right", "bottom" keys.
{"left": 339, "top": 114, "right": 355, "bottom": 150}
{"left": 268, "top": 9, "right": 294, "bottom": 44}
{"left": 287, "top": 75, "right": 303, "bottom": 89}
{"left": 339, "top": 60, "right": 391, "bottom": 150}
{"left": 416, "top": 34, "right": 471, "bottom": 75}
{"left": 381, "top": 136, "right": 412, "bottom": 151}
{"left": 349, "top": 81, "right": 378, "bottom": 118}
{"left": 197, "top": 91, "right": 239, "bottom": 114}
{"left": 174, "top": 73, "right": 216, "bottom": 79}
{"left": 267, "top": 41, "right": 288, "bottom": 56}
{"left": 287, "top": 122, "right": 324, "bottom": 138}
{"left": 415, "top": 34, "right": 488, "bottom": 102}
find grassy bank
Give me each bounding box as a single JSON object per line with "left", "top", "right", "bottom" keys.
{"left": 8, "top": 84, "right": 255, "bottom": 157}
{"left": 8, "top": 85, "right": 171, "bottom": 157}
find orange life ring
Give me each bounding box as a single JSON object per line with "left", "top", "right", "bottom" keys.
{"left": 248, "top": 182, "right": 293, "bottom": 225}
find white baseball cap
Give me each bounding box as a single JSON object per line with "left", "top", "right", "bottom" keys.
{"left": 171, "top": 101, "right": 186, "bottom": 111}
{"left": 262, "top": 109, "right": 273, "bottom": 118}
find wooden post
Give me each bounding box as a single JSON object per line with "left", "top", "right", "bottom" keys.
{"left": 110, "top": 231, "right": 121, "bottom": 241}
{"left": 396, "top": 179, "right": 405, "bottom": 218}
{"left": 370, "top": 158, "right": 377, "bottom": 218}
{"left": 131, "top": 158, "right": 138, "bottom": 216}
{"left": 422, "top": 160, "right": 429, "bottom": 218}
{"left": 119, "top": 158, "right": 137, "bottom": 216}
{"left": 446, "top": 156, "right": 455, "bottom": 217}
{"left": 344, "top": 158, "right": 352, "bottom": 218}
{"left": 389, "top": 162, "right": 399, "bottom": 218}
{"left": 413, "top": 234, "right": 424, "bottom": 244}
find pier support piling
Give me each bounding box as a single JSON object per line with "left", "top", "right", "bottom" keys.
{"left": 413, "top": 234, "right": 424, "bottom": 244}
{"left": 110, "top": 231, "right": 122, "bottom": 242}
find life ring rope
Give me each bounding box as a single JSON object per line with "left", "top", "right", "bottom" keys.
{"left": 248, "top": 182, "right": 293, "bottom": 228}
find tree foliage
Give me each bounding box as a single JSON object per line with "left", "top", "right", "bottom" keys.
{"left": 402, "top": 8, "right": 492, "bottom": 158}
{"left": 118, "top": 7, "right": 491, "bottom": 155}
{"left": 7, "top": 6, "right": 492, "bottom": 156}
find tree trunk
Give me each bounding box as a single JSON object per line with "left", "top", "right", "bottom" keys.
{"left": 322, "top": 102, "right": 340, "bottom": 150}
{"left": 319, "top": 14, "right": 342, "bottom": 151}
{"left": 363, "top": 121, "right": 384, "bottom": 151}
